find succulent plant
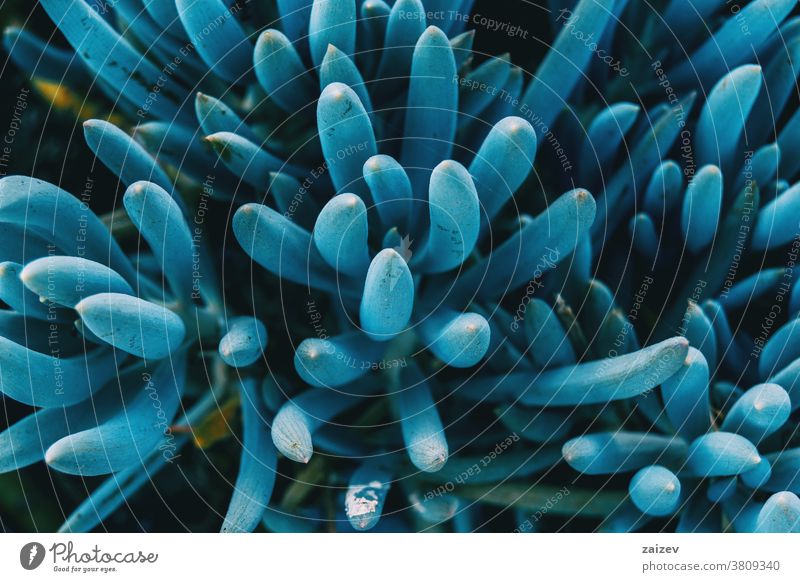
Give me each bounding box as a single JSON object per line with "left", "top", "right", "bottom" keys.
{"left": 2, "top": 0, "right": 800, "bottom": 534}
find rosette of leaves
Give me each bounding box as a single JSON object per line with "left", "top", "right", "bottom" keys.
{"left": 2, "top": 0, "right": 800, "bottom": 533}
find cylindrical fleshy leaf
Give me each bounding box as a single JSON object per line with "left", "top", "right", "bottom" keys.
{"left": 309, "top": 0, "right": 356, "bottom": 68}
{"left": 218, "top": 317, "right": 268, "bottom": 368}
{"left": 320, "top": 44, "right": 372, "bottom": 113}
{"left": 521, "top": 0, "right": 616, "bottom": 134}
{"left": 694, "top": 66, "right": 763, "bottom": 170}
{"left": 83, "top": 119, "right": 172, "bottom": 192}
{"left": 415, "top": 160, "right": 480, "bottom": 274}
{"left": 395, "top": 366, "right": 448, "bottom": 472}
{"left": 317, "top": 82, "right": 377, "bottom": 197}
{"left": 579, "top": 102, "right": 639, "bottom": 185}
{"left": 45, "top": 355, "right": 186, "bottom": 475}
{"left": 759, "top": 317, "right": 800, "bottom": 379}
{"left": 345, "top": 464, "right": 392, "bottom": 531}
{"left": 401, "top": 26, "right": 457, "bottom": 196}
{"left": 294, "top": 333, "right": 383, "bottom": 388}
{"left": 671, "top": 0, "right": 794, "bottom": 85}
{"left": 253, "top": 29, "right": 316, "bottom": 113}
{"left": 469, "top": 116, "right": 537, "bottom": 225}
{"left": 720, "top": 383, "right": 791, "bottom": 443}
{"left": 643, "top": 160, "right": 683, "bottom": 218}
{"left": 313, "top": 193, "right": 371, "bottom": 277}
{"left": 363, "top": 154, "right": 413, "bottom": 230}
{"left": 271, "top": 388, "right": 366, "bottom": 463}
{"left": 75, "top": 293, "right": 185, "bottom": 360}
{"left": 195, "top": 92, "right": 258, "bottom": 141}
{"left": 681, "top": 301, "right": 717, "bottom": 372}
{"left": 360, "top": 249, "right": 414, "bottom": 341}
{"left": 562, "top": 432, "right": 688, "bottom": 475}
{"left": 752, "top": 182, "right": 800, "bottom": 250}
{"left": 176, "top": 0, "right": 251, "bottom": 82}
{"left": 629, "top": 213, "right": 659, "bottom": 261}
{"left": 0, "top": 261, "right": 67, "bottom": 321}
{"left": 451, "top": 188, "right": 596, "bottom": 303}
{"left": 755, "top": 492, "right": 800, "bottom": 533}
{"left": 629, "top": 465, "right": 682, "bottom": 517}
{"left": 233, "top": 203, "right": 343, "bottom": 294}
{"left": 204, "top": 131, "right": 299, "bottom": 187}
{"left": 661, "top": 347, "right": 712, "bottom": 441}
{"left": 124, "top": 181, "right": 195, "bottom": 303}
{"left": 21, "top": 256, "right": 133, "bottom": 309}
{"left": 681, "top": 165, "right": 723, "bottom": 253}
{"left": 419, "top": 308, "right": 490, "bottom": 368}
{"left": 456, "top": 337, "right": 689, "bottom": 407}
{"left": 523, "top": 299, "right": 576, "bottom": 369}
{"left": 741, "top": 457, "right": 773, "bottom": 489}
{"left": 375, "top": 0, "right": 426, "bottom": 81}
{"left": 221, "top": 378, "right": 277, "bottom": 532}
{"left": 686, "top": 432, "right": 762, "bottom": 477}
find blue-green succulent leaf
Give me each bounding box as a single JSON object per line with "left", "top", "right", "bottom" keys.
{"left": 686, "top": 432, "right": 762, "bottom": 477}
{"left": 376, "top": 0, "right": 427, "bottom": 81}
{"left": 363, "top": 154, "right": 413, "bottom": 229}
{"left": 563, "top": 432, "right": 688, "bottom": 475}
{"left": 755, "top": 492, "right": 800, "bottom": 532}
{"left": 124, "top": 181, "right": 195, "bottom": 303}
{"left": 83, "top": 119, "right": 172, "bottom": 193}
{"left": 195, "top": 92, "right": 258, "bottom": 141}
{"left": 309, "top": 0, "right": 356, "bottom": 68}
{"left": 696, "top": 65, "right": 763, "bottom": 170}
{"left": 419, "top": 308, "right": 490, "bottom": 368}
{"left": 671, "top": 0, "right": 794, "bottom": 85}
{"left": 451, "top": 188, "right": 596, "bottom": 303}
{"left": 38, "top": 0, "right": 181, "bottom": 119}
{"left": 661, "top": 346, "right": 712, "bottom": 441}
{"left": 759, "top": 316, "right": 800, "bottom": 378}
{"left": 681, "top": 165, "right": 723, "bottom": 253}
{"left": 721, "top": 383, "right": 791, "bottom": 443}
{"left": 401, "top": 26, "right": 458, "bottom": 196}
{"left": 629, "top": 213, "right": 659, "bottom": 261}
{"left": 320, "top": 44, "right": 372, "bottom": 113}
{"left": 233, "top": 203, "right": 343, "bottom": 293}
{"left": 276, "top": 0, "right": 313, "bottom": 45}
{"left": 524, "top": 298, "right": 576, "bottom": 369}
{"left": 294, "top": 333, "right": 383, "bottom": 388}
{"left": 580, "top": 102, "right": 640, "bottom": 185}
{"left": 0, "top": 338, "right": 117, "bottom": 407}
{"left": 75, "top": 293, "right": 185, "bottom": 360}
{"left": 272, "top": 388, "right": 367, "bottom": 463}
{"left": 219, "top": 317, "right": 268, "bottom": 368}
{"left": 204, "top": 131, "right": 301, "bottom": 187}
{"left": 629, "top": 465, "right": 682, "bottom": 517}
{"left": 752, "top": 182, "right": 800, "bottom": 251}
{"left": 394, "top": 365, "right": 448, "bottom": 472}
{"left": 21, "top": 255, "right": 134, "bottom": 312}
{"left": 221, "top": 378, "right": 277, "bottom": 532}
{"left": 175, "top": 0, "right": 251, "bottom": 83}
{"left": 415, "top": 160, "right": 479, "bottom": 274}
{"left": 45, "top": 354, "right": 186, "bottom": 476}
{"left": 360, "top": 249, "right": 414, "bottom": 341}
{"left": 469, "top": 116, "right": 537, "bottom": 225}
{"left": 643, "top": 160, "right": 683, "bottom": 218}
{"left": 313, "top": 193, "right": 371, "bottom": 277}
{"left": 317, "top": 82, "right": 378, "bottom": 198}
{"left": 345, "top": 464, "right": 392, "bottom": 531}
{"left": 254, "top": 29, "right": 317, "bottom": 113}
{"left": 520, "top": 0, "right": 616, "bottom": 134}
{"left": 457, "top": 337, "right": 689, "bottom": 406}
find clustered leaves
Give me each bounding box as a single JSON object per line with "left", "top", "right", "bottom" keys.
{"left": 1, "top": 0, "right": 800, "bottom": 533}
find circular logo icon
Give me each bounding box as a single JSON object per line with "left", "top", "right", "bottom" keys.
{"left": 19, "top": 542, "right": 46, "bottom": 570}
